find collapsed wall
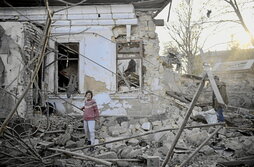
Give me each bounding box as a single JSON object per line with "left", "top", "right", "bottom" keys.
{"left": 0, "top": 22, "right": 43, "bottom": 118}
{"left": 46, "top": 9, "right": 173, "bottom": 117}
{"left": 0, "top": 5, "right": 174, "bottom": 119}
{"left": 98, "top": 11, "right": 174, "bottom": 117}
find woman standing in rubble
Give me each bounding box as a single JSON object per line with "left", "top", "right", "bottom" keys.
{"left": 81, "top": 90, "right": 100, "bottom": 147}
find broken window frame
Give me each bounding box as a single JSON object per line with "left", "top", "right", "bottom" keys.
{"left": 116, "top": 41, "right": 144, "bottom": 92}
{"left": 54, "top": 42, "right": 79, "bottom": 95}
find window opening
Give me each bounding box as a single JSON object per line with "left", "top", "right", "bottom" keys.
{"left": 57, "top": 43, "right": 79, "bottom": 97}
{"left": 116, "top": 41, "right": 143, "bottom": 92}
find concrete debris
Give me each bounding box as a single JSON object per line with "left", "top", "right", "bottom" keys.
{"left": 127, "top": 138, "right": 139, "bottom": 146}
{"left": 96, "top": 152, "right": 118, "bottom": 159}
{"left": 185, "top": 129, "right": 209, "bottom": 146}
{"left": 141, "top": 122, "right": 151, "bottom": 131}
{"left": 0, "top": 106, "right": 252, "bottom": 167}
{"left": 192, "top": 108, "right": 218, "bottom": 124}
{"left": 116, "top": 161, "right": 130, "bottom": 167}
{"left": 146, "top": 156, "right": 160, "bottom": 167}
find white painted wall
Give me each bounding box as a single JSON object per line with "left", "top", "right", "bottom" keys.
{"left": 0, "top": 5, "right": 150, "bottom": 116}
{"left": 0, "top": 22, "right": 27, "bottom": 117}
{"left": 79, "top": 27, "right": 116, "bottom": 93}
{"left": 13, "top": 4, "right": 138, "bottom": 93}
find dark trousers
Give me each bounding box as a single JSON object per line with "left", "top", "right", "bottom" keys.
{"left": 216, "top": 108, "right": 225, "bottom": 122}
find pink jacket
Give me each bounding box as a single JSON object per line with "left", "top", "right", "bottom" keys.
{"left": 82, "top": 99, "right": 99, "bottom": 121}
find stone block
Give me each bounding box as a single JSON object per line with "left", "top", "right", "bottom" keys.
{"left": 152, "top": 120, "right": 162, "bottom": 130}
{"left": 200, "top": 145, "right": 215, "bottom": 155}
{"left": 158, "top": 144, "right": 170, "bottom": 156}
{"left": 56, "top": 133, "right": 71, "bottom": 146}
{"left": 153, "top": 132, "right": 167, "bottom": 143}
{"left": 65, "top": 140, "right": 77, "bottom": 148}
{"left": 128, "top": 149, "right": 142, "bottom": 158}
{"left": 185, "top": 130, "right": 209, "bottom": 146}
{"left": 111, "top": 142, "right": 127, "bottom": 152}
{"left": 118, "top": 127, "right": 128, "bottom": 134}
{"left": 76, "top": 139, "right": 86, "bottom": 147}
{"left": 110, "top": 130, "right": 120, "bottom": 137}
{"left": 141, "top": 122, "right": 151, "bottom": 131}
{"left": 54, "top": 159, "right": 66, "bottom": 167}
{"left": 146, "top": 156, "right": 160, "bottom": 167}
{"left": 116, "top": 161, "right": 130, "bottom": 167}
{"left": 139, "top": 118, "right": 149, "bottom": 124}
{"left": 152, "top": 120, "right": 162, "bottom": 127}
{"left": 121, "top": 121, "right": 129, "bottom": 128}
{"left": 108, "top": 125, "right": 121, "bottom": 137}
{"left": 120, "top": 146, "right": 133, "bottom": 158}
{"left": 105, "top": 137, "right": 125, "bottom": 150}
{"left": 127, "top": 138, "right": 139, "bottom": 146}
{"left": 96, "top": 152, "right": 118, "bottom": 159}
{"left": 148, "top": 20, "right": 155, "bottom": 27}
{"left": 37, "top": 141, "right": 54, "bottom": 149}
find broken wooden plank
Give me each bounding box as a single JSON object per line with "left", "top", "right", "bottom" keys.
{"left": 206, "top": 70, "right": 225, "bottom": 106}
{"left": 71, "top": 122, "right": 224, "bottom": 151}
{"left": 37, "top": 141, "right": 55, "bottom": 149}
{"left": 48, "top": 148, "right": 113, "bottom": 166}
{"left": 161, "top": 73, "right": 207, "bottom": 167}
{"left": 73, "top": 156, "right": 142, "bottom": 162}
{"left": 217, "top": 159, "right": 254, "bottom": 167}
{"left": 139, "top": 40, "right": 143, "bottom": 90}
{"left": 165, "top": 91, "right": 190, "bottom": 103}
{"left": 38, "top": 129, "right": 65, "bottom": 134}
{"left": 117, "top": 66, "right": 131, "bottom": 90}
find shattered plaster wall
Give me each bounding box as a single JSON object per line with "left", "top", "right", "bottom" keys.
{"left": 49, "top": 8, "right": 169, "bottom": 116}
{"left": 57, "top": 10, "right": 169, "bottom": 117}
{"left": 0, "top": 5, "right": 170, "bottom": 117}
{"left": 0, "top": 22, "right": 42, "bottom": 117}
{"left": 44, "top": 6, "right": 167, "bottom": 116}
{"left": 91, "top": 11, "right": 168, "bottom": 117}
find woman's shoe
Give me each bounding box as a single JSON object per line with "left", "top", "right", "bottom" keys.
{"left": 85, "top": 139, "right": 91, "bottom": 145}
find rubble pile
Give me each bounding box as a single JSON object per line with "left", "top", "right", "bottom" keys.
{"left": 0, "top": 104, "right": 253, "bottom": 167}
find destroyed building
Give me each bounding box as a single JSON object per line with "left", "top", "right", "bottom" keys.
{"left": 0, "top": 0, "right": 254, "bottom": 167}
{"left": 0, "top": 0, "right": 170, "bottom": 118}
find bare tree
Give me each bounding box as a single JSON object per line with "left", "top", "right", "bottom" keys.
{"left": 164, "top": 0, "right": 253, "bottom": 74}
{"left": 224, "top": 0, "right": 254, "bottom": 46}
{"left": 165, "top": 0, "right": 209, "bottom": 74}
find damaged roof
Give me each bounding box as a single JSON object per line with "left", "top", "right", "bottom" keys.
{"left": 0, "top": 0, "right": 172, "bottom": 10}
{"left": 213, "top": 59, "right": 254, "bottom": 72}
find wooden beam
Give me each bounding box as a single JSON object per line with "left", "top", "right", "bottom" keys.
{"left": 73, "top": 156, "right": 142, "bottom": 162}
{"left": 70, "top": 122, "right": 224, "bottom": 152}
{"left": 161, "top": 73, "right": 207, "bottom": 167}
{"left": 117, "top": 56, "right": 141, "bottom": 60}
{"left": 117, "top": 66, "right": 131, "bottom": 90}
{"left": 206, "top": 70, "right": 225, "bottom": 105}
{"left": 48, "top": 148, "right": 113, "bottom": 166}
{"left": 165, "top": 91, "right": 190, "bottom": 103}
{"left": 139, "top": 40, "right": 143, "bottom": 90}
{"left": 153, "top": 19, "right": 164, "bottom": 26}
